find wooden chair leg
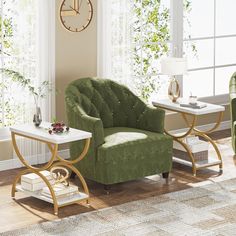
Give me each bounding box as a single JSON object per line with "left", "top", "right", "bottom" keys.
{"left": 162, "top": 172, "right": 169, "bottom": 179}
{"left": 162, "top": 172, "right": 169, "bottom": 184}
{"left": 104, "top": 184, "right": 111, "bottom": 194}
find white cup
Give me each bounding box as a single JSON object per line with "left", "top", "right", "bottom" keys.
{"left": 189, "top": 96, "right": 197, "bottom": 105}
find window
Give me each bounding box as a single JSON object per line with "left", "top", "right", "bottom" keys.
{"left": 183, "top": 0, "right": 236, "bottom": 102}
{"left": 98, "top": 0, "right": 235, "bottom": 104}
{"left": 0, "top": 0, "right": 55, "bottom": 130}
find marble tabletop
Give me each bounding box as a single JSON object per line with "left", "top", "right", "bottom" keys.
{"left": 152, "top": 99, "right": 225, "bottom": 115}
{"left": 10, "top": 122, "right": 92, "bottom": 144}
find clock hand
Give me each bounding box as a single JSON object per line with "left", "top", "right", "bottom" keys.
{"left": 69, "top": 5, "right": 80, "bottom": 14}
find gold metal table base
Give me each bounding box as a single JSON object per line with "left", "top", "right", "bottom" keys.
{"left": 164, "top": 111, "right": 223, "bottom": 176}
{"left": 11, "top": 132, "right": 91, "bottom": 215}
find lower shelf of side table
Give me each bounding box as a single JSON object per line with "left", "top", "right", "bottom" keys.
{"left": 173, "top": 156, "right": 222, "bottom": 169}
{"left": 16, "top": 185, "right": 89, "bottom": 207}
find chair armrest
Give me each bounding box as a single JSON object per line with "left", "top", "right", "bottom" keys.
{"left": 230, "top": 93, "right": 236, "bottom": 124}
{"left": 137, "top": 106, "right": 165, "bottom": 133}
{"left": 66, "top": 100, "right": 104, "bottom": 148}
{"left": 79, "top": 114, "right": 104, "bottom": 148}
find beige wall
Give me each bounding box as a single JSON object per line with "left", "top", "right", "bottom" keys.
{"left": 0, "top": 1, "right": 231, "bottom": 161}
{"left": 0, "top": 141, "right": 13, "bottom": 161}
{"left": 55, "top": 0, "right": 97, "bottom": 123}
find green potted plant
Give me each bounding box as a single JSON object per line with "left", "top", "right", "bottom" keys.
{"left": 0, "top": 68, "right": 52, "bottom": 126}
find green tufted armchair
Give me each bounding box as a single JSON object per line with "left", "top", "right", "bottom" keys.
{"left": 65, "top": 77, "right": 173, "bottom": 186}
{"left": 230, "top": 72, "right": 236, "bottom": 153}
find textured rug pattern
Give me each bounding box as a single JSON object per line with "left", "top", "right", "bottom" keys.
{"left": 2, "top": 178, "right": 236, "bottom": 236}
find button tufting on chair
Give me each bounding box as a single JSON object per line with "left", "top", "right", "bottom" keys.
{"left": 65, "top": 77, "right": 173, "bottom": 186}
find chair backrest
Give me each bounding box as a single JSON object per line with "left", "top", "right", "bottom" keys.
{"left": 65, "top": 77, "right": 146, "bottom": 128}
{"left": 230, "top": 72, "right": 236, "bottom": 94}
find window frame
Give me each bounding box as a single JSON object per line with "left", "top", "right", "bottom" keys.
{"left": 174, "top": 0, "right": 233, "bottom": 104}
{"left": 97, "top": 0, "right": 232, "bottom": 105}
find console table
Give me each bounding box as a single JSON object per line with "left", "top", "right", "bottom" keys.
{"left": 153, "top": 99, "right": 225, "bottom": 176}
{"left": 10, "top": 122, "right": 92, "bottom": 215}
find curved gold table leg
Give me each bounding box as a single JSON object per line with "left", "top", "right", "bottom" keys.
{"left": 47, "top": 139, "right": 91, "bottom": 207}
{"left": 52, "top": 162, "right": 90, "bottom": 198}
{"left": 11, "top": 131, "right": 91, "bottom": 214}
{"left": 174, "top": 139, "right": 197, "bottom": 176}
{"left": 192, "top": 111, "right": 223, "bottom": 174}
{"left": 11, "top": 168, "right": 59, "bottom": 215}
{"left": 194, "top": 132, "right": 223, "bottom": 173}
{"left": 164, "top": 114, "right": 197, "bottom": 175}
{"left": 194, "top": 111, "right": 224, "bottom": 134}
{"left": 11, "top": 132, "right": 58, "bottom": 171}
{"left": 12, "top": 169, "right": 30, "bottom": 198}
{"left": 47, "top": 138, "right": 91, "bottom": 165}
{"left": 164, "top": 114, "right": 196, "bottom": 139}
{"left": 182, "top": 113, "right": 192, "bottom": 127}
{"left": 165, "top": 111, "right": 223, "bottom": 176}
{"left": 11, "top": 132, "right": 60, "bottom": 215}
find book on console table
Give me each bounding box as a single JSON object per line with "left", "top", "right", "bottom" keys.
{"left": 173, "top": 136, "right": 209, "bottom": 162}
{"left": 41, "top": 183, "right": 79, "bottom": 199}
{"left": 174, "top": 136, "right": 209, "bottom": 153}
{"left": 21, "top": 170, "right": 54, "bottom": 191}
{"left": 180, "top": 102, "right": 207, "bottom": 109}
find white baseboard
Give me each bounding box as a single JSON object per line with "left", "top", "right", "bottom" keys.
{"left": 0, "top": 149, "right": 70, "bottom": 171}
{"left": 171, "top": 120, "right": 230, "bottom": 134}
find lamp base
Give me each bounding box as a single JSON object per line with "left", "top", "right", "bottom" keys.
{"left": 168, "top": 77, "right": 180, "bottom": 103}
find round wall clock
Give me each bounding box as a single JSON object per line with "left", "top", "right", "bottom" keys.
{"left": 59, "top": 0, "right": 93, "bottom": 33}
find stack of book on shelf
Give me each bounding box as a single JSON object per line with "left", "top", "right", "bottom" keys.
{"left": 173, "top": 135, "right": 209, "bottom": 162}
{"left": 41, "top": 183, "right": 79, "bottom": 200}
{"left": 21, "top": 170, "right": 54, "bottom": 192}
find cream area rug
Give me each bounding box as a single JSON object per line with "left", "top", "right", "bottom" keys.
{"left": 2, "top": 178, "right": 236, "bottom": 236}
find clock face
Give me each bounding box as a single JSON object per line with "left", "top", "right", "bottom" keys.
{"left": 60, "top": 0, "right": 93, "bottom": 33}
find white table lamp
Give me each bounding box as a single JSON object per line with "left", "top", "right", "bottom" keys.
{"left": 161, "top": 57, "right": 187, "bottom": 103}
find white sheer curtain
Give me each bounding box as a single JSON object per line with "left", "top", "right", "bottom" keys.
{"left": 97, "top": 0, "right": 134, "bottom": 89}
{"left": 0, "top": 0, "right": 55, "bottom": 163}
{"left": 20, "top": 0, "right": 55, "bottom": 163}
{"left": 97, "top": 1, "right": 171, "bottom": 103}
{"left": 38, "top": 0, "right": 56, "bottom": 124}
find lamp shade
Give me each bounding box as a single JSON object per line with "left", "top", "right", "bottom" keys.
{"left": 161, "top": 57, "right": 187, "bottom": 76}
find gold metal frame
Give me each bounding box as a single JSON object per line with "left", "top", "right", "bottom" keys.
{"left": 11, "top": 131, "right": 91, "bottom": 215}
{"left": 160, "top": 108, "right": 224, "bottom": 176}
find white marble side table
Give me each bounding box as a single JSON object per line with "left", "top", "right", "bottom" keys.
{"left": 153, "top": 99, "right": 225, "bottom": 176}
{"left": 10, "top": 122, "right": 92, "bottom": 215}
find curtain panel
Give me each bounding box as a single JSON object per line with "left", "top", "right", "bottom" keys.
{"left": 0, "top": 0, "right": 55, "bottom": 163}
{"left": 97, "top": 0, "right": 134, "bottom": 89}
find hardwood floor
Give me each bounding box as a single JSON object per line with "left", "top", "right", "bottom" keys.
{"left": 0, "top": 129, "right": 235, "bottom": 233}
